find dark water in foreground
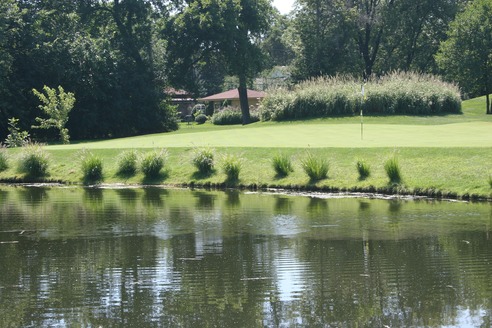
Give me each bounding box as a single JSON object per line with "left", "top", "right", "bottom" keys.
{"left": 0, "top": 186, "right": 491, "bottom": 327}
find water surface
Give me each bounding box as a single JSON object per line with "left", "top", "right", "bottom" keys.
{"left": 0, "top": 186, "right": 491, "bottom": 327}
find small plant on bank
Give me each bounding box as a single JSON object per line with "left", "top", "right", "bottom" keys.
{"left": 17, "top": 143, "right": 50, "bottom": 178}
{"left": 301, "top": 152, "right": 328, "bottom": 181}
{"left": 221, "top": 153, "right": 242, "bottom": 181}
{"left": 356, "top": 159, "right": 371, "bottom": 180}
{"left": 272, "top": 153, "right": 293, "bottom": 177}
{"left": 384, "top": 157, "right": 402, "bottom": 184}
{"left": 0, "top": 147, "right": 9, "bottom": 172}
{"left": 4, "top": 117, "right": 30, "bottom": 148}
{"left": 80, "top": 150, "right": 103, "bottom": 184}
{"left": 141, "top": 149, "right": 168, "bottom": 178}
{"left": 192, "top": 147, "right": 215, "bottom": 174}
{"left": 117, "top": 149, "right": 139, "bottom": 176}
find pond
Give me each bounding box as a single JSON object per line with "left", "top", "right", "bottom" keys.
{"left": 0, "top": 186, "right": 491, "bottom": 327}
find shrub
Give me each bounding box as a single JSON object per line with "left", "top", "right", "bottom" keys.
{"left": 301, "top": 152, "right": 328, "bottom": 181}
{"left": 272, "top": 153, "right": 293, "bottom": 177}
{"left": 221, "top": 153, "right": 242, "bottom": 181}
{"left": 141, "top": 149, "right": 167, "bottom": 178}
{"left": 195, "top": 114, "right": 207, "bottom": 124}
{"left": 356, "top": 159, "right": 371, "bottom": 180}
{"left": 117, "top": 150, "right": 139, "bottom": 175}
{"left": 384, "top": 157, "right": 402, "bottom": 184}
{"left": 17, "top": 143, "right": 50, "bottom": 178}
{"left": 80, "top": 150, "right": 103, "bottom": 184}
{"left": 211, "top": 106, "right": 260, "bottom": 125}
{"left": 4, "top": 117, "right": 30, "bottom": 148}
{"left": 0, "top": 147, "right": 9, "bottom": 172}
{"left": 192, "top": 147, "right": 215, "bottom": 174}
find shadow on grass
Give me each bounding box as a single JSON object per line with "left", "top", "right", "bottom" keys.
{"left": 191, "top": 169, "right": 216, "bottom": 180}
{"left": 141, "top": 170, "right": 169, "bottom": 185}
{"left": 223, "top": 176, "right": 240, "bottom": 187}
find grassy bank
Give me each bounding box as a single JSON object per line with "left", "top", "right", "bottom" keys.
{"left": 1, "top": 97, "right": 491, "bottom": 200}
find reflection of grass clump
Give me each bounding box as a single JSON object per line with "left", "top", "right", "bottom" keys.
{"left": 301, "top": 152, "right": 328, "bottom": 181}
{"left": 18, "top": 143, "right": 50, "bottom": 178}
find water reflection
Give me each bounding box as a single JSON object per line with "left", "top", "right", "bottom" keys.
{"left": 0, "top": 186, "right": 491, "bottom": 327}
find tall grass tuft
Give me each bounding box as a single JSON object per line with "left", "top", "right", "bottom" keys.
{"left": 80, "top": 150, "right": 103, "bottom": 184}
{"left": 141, "top": 149, "right": 168, "bottom": 178}
{"left": 384, "top": 157, "right": 402, "bottom": 184}
{"left": 117, "top": 149, "right": 139, "bottom": 176}
{"left": 301, "top": 152, "right": 329, "bottom": 181}
{"left": 272, "top": 153, "right": 293, "bottom": 177}
{"left": 0, "top": 147, "right": 8, "bottom": 172}
{"left": 17, "top": 143, "right": 50, "bottom": 178}
{"left": 192, "top": 147, "right": 215, "bottom": 174}
{"left": 356, "top": 159, "right": 371, "bottom": 180}
{"left": 221, "top": 153, "right": 242, "bottom": 181}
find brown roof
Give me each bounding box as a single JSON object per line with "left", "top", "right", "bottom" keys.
{"left": 198, "top": 89, "right": 266, "bottom": 102}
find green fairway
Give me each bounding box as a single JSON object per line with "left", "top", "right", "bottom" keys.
{"left": 1, "top": 96, "right": 491, "bottom": 200}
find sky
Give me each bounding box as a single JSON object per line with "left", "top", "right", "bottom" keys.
{"left": 272, "top": 0, "right": 295, "bottom": 15}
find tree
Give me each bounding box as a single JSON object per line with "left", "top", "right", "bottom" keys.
{"left": 167, "top": 0, "right": 273, "bottom": 124}
{"left": 436, "top": 0, "right": 492, "bottom": 114}
{"left": 32, "top": 85, "right": 75, "bottom": 144}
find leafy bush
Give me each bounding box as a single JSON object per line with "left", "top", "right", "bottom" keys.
{"left": 0, "top": 147, "right": 9, "bottom": 172}
{"left": 195, "top": 114, "right": 207, "bottom": 124}
{"left": 17, "top": 143, "right": 50, "bottom": 178}
{"left": 192, "top": 147, "right": 215, "bottom": 174}
{"left": 117, "top": 150, "right": 139, "bottom": 175}
{"left": 141, "top": 149, "right": 167, "bottom": 178}
{"left": 301, "top": 152, "right": 328, "bottom": 181}
{"left": 384, "top": 157, "right": 402, "bottom": 184}
{"left": 221, "top": 153, "right": 242, "bottom": 181}
{"left": 80, "top": 150, "right": 103, "bottom": 184}
{"left": 211, "top": 106, "right": 260, "bottom": 125}
{"left": 259, "top": 72, "right": 461, "bottom": 121}
{"left": 272, "top": 153, "right": 293, "bottom": 177}
{"left": 4, "top": 117, "right": 30, "bottom": 148}
{"left": 356, "top": 159, "right": 371, "bottom": 180}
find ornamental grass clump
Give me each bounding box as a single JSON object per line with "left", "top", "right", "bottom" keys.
{"left": 272, "top": 153, "right": 293, "bottom": 177}
{"left": 356, "top": 159, "right": 371, "bottom": 180}
{"left": 221, "top": 153, "right": 242, "bottom": 182}
{"left": 141, "top": 149, "right": 168, "bottom": 178}
{"left": 117, "top": 149, "right": 139, "bottom": 176}
{"left": 301, "top": 152, "right": 328, "bottom": 181}
{"left": 80, "top": 150, "right": 103, "bottom": 184}
{"left": 0, "top": 147, "right": 8, "bottom": 172}
{"left": 192, "top": 147, "right": 215, "bottom": 175}
{"left": 384, "top": 157, "right": 402, "bottom": 184}
{"left": 17, "top": 143, "right": 50, "bottom": 178}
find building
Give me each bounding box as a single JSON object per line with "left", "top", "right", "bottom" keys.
{"left": 198, "top": 89, "right": 266, "bottom": 111}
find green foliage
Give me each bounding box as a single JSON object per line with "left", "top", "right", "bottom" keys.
{"left": 221, "top": 153, "right": 242, "bottom": 182}
{"left": 80, "top": 150, "right": 103, "bottom": 184}
{"left": 0, "top": 147, "right": 8, "bottom": 172}
{"left": 212, "top": 107, "right": 260, "bottom": 125}
{"left": 17, "top": 143, "right": 50, "bottom": 178}
{"left": 301, "top": 152, "right": 329, "bottom": 181}
{"left": 385, "top": 157, "right": 402, "bottom": 184}
{"left": 32, "top": 85, "right": 75, "bottom": 144}
{"left": 488, "top": 175, "right": 492, "bottom": 189}
{"left": 3, "top": 118, "right": 30, "bottom": 148}
{"left": 192, "top": 147, "right": 215, "bottom": 175}
{"left": 272, "top": 153, "right": 293, "bottom": 177}
{"left": 356, "top": 159, "right": 371, "bottom": 180}
{"left": 117, "top": 150, "right": 139, "bottom": 176}
{"left": 141, "top": 149, "right": 168, "bottom": 178}
{"left": 260, "top": 72, "right": 461, "bottom": 121}
{"left": 195, "top": 114, "right": 208, "bottom": 125}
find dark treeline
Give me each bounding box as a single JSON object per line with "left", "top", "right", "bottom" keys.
{"left": 0, "top": 0, "right": 480, "bottom": 141}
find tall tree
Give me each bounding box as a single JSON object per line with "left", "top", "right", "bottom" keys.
{"left": 436, "top": 0, "right": 492, "bottom": 114}
{"left": 167, "top": 0, "right": 273, "bottom": 124}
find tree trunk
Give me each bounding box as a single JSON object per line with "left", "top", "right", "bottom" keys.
{"left": 487, "top": 93, "right": 491, "bottom": 114}
{"left": 238, "top": 73, "right": 251, "bottom": 124}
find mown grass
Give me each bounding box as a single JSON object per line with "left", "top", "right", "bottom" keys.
{"left": 0, "top": 97, "right": 491, "bottom": 199}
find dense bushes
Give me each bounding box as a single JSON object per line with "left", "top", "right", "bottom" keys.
{"left": 260, "top": 72, "right": 461, "bottom": 121}
{"left": 211, "top": 106, "right": 260, "bottom": 125}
